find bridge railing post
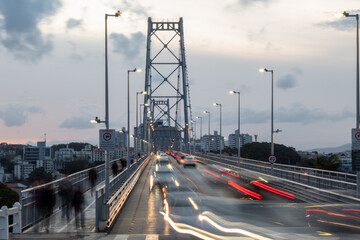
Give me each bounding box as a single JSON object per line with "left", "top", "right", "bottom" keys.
{"left": 0, "top": 206, "right": 9, "bottom": 240}
{"left": 12, "top": 202, "right": 21, "bottom": 234}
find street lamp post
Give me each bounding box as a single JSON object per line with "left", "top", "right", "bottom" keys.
{"left": 213, "top": 103, "right": 222, "bottom": 155}
{"left": 127, "top": 68, "right": 142, "bottom": 171}
{"left": 260, "top": 68, "right": 275, "bottom": 174}
{"left": 104, "top": 10, "right": 121, "bottom": 200}
{"left": 203, "top": 111, "right": 211, "bottom": 154}
{"left": 136, "top": 91, "right": 147, "bottom": 156}
{"left": 341, "top": 11, "right": 359, "bottom": 128}
{"left": 341, "top": 11, "right": 360, "bottom": 196}
{"left": 230, "top": 90, "right": 241, "bottom": 167}
{"left": 196, "top": 116, "right": 202, "bottom": 153}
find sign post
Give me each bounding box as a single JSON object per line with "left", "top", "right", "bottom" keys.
{"left": 268, "top": 155, "right": 276, "bottom": 175}
{"left": 351, "top": 128, "right": 360, "bottom": 197}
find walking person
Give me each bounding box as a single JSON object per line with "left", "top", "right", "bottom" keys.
{"left": 58, "top": 175, "right": 72, "bottom": 220}
{"left": 112, "top": 161, "right": 119, "bottom": 177}
{"left": 72, "top": 185, "right": 85, "bottom": 230}
{"left": 88, "top": 167, "right": 97, "bottom": 197}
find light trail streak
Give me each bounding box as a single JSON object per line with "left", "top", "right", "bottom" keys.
{"left": 317, "top": 219, "right": 360, "bottom": 229}
{"left": 228, "top": 181, "right": 262, "bottom": 199}
{"left": 188, "top": 197, "right": 198, "bottom": 210}
{"left": 252, "top": 181, "right": 295, "bottom": 199}
{"left": 199, "top": 214, "right": 272, "bottom": 240}
{"left": 218, "top": 169, "right": 239, "bottom": 178}
{"left": 307, "top": 209, "right": 360, "bottom": 220}
{"left": 204, "top": 169, "right": 220, "bottom": 178}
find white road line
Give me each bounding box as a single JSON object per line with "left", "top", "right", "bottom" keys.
{"left": 145, "top": 235, "right": 159, "bottom": 240}
{"left": 114, "top": 235, "right": 129, "bottom": 240}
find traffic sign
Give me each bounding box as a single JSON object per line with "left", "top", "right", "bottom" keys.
{"left": 99, "top": 129, "right": 115, "bottom": 151}
{"left": 352, "top": 128, "right": 360, "bottom": 151}
{"left": 268, "top": 155, "right": 277, "bottom": 164}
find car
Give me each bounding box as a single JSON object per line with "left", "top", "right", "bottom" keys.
{"left": 150, "top": 161, "right": 174, "bottom": 191}
{"left": 183, "top": 155, "right": 197, "bottom": 168}
{"left": 156, "top": 153, "right": 169, "bottom": 165}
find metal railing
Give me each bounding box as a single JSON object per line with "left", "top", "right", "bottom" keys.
{"left": 0, "top": 202, "right": 21, "bottom": 240}
{"left": 19, "top": 156, "right": 143, "bottom": 231}
{"left": 95, "top": 155, "right": 150, "bottom": 232}
{"left": 193, "top": 153, "right": 359, "bottom": 200}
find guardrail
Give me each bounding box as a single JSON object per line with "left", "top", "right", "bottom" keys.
{"left": 19, "top": 155, "right": 144, "bottom": 231}
{"left": 0, "top": 202, "right": 21, "bottom": 240}
{"left": 95, "top": 155, "right": 150, "bottom": 232}
{"left": 193, "top": 153, "right": 359, "bottom": 201}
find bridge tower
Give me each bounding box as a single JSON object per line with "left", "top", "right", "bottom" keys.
{"left": 142, "top": 17, "right": 192, "bottom": 152}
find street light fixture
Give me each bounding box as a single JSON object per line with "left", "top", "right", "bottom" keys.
{"left": 213, "top": 103, "right": 222, "bottom": 155}
{"left": 90, "top": 116, "right": 105, "bottom": 124}
{"left": 259, "top": 67, "right": 275, "bottom": 174}
{"left": 127, "top": 68, "right": 142, "bottom": 170}
{"left": 103, "top": 10, "right": 121, "bottom": 200}
{"left": 203, "top": 111, "right": 211, "bottom": 155}
{"left": 230, "top": 90, "right": 241, "bottom": 167}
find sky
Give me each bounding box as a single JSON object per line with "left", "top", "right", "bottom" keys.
{"left": 0, "top": 0, "right": 359, "bottom": 151}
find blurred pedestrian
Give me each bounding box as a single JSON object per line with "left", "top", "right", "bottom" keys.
{"left": 112, "top": 161, "right": 118, "bottom": 177}
{"left": 35, "top": 181, "right": 56, "bottom": 233}
{"left": 72, "top": 185, "right": 84, "bottom": 230}
{"left": 117, "top": 160, "right": 123, "bottom": 173}
{"left": 88, "top": 167, "right": 97, "bottom": 197}
{"left": 120, "top": 158, "right": 127, "bottom": 170}
{"left": 58, "top": 175, "right": 72, "bottom": 220}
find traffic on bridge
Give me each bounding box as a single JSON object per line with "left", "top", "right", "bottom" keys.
{"left": 1, "top": 1, "right": 360, "bottom": 240}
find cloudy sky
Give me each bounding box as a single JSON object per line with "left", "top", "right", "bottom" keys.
{"left": 0, "top": 0, "right": 359, "bottom": 151}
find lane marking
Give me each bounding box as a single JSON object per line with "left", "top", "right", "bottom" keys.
{"left": 145, "top": 235, "right": 159, "bottom": 240}
{"left": 114, "top": 235, "right": 129, "bottom": 240}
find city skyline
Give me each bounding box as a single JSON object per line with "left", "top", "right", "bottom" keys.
{"left": 0, "top": 0, "right": 359, "bottom": 151}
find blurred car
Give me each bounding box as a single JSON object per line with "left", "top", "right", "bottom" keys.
{"left": 183, "top": 155, "right": 197, "bottom": 168}
{"left": 156, "top": 153, "right": 169, "bottom": 162}
{"left": 150, "top": 158, "right": 174, "bottom": 191}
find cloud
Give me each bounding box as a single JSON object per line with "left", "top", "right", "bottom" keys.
{"left": 0, "top": 104, "right": 44, "bottom": 127}
{"left": 236, "top": 0, "right": 271, "bottom": 7}
{"left": 241, "top": 109, "right": 269, "bottom": 124}
{"left": 316, "top": 11, "right": 360, "bottom": 32}
{"left": 66, "top": 18, "right": 82, "bottom": 29}
{"left": 276, "top": 103, "right": 353, "bottom": 125}
{"left": 0, "top": 0, "right": 61, "bottom": 61}
{"left": 317, "top": 18, "right": 355, "bottom": 31}
{"left": 292, "top": 67, "right": 303, "bottom": 75}
{"left": 228, "top": 103, "right": 353, "bottom": 126}
{"left": 59, "top": 115, "right": 95, "bottom": 129}
{"left": 110, "top": 32, "right": 146, "bottom": 59}
{"left": 277, "top": 74, "right": 297, "bottom": 90}
{"left": 112, "top": 0, "right": 150, "bottom": 18}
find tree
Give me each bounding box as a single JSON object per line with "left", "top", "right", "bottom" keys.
{"left": 62, "top": 160, "right": 89, "bottom": 175}
{"left": 52, "top": 142, "right": 93, "bottom": 152}
{"left": 0, "top": 156, "right": 15, "bottom": 173}
{"left": 240, "top": 142, "right": 301, "bottom": 165}
{"left": 27, "top": 167, "right": 53, "bottom": 184}
{"left": 0, "top": 183, "right": 19, "bottom": 208}
{"left": 304, "top": 154, "right": 341, "bottom": 171}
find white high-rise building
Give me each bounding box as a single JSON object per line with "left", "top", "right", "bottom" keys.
{"left": 200, "top": 131, "right": 224, "bottom": 152}
{"left": 228, "top": 131, "right": 252, "bottom": 149}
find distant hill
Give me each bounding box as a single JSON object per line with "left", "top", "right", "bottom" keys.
{"left": 306, "top": 143, "right": 351, "bottom": 154}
